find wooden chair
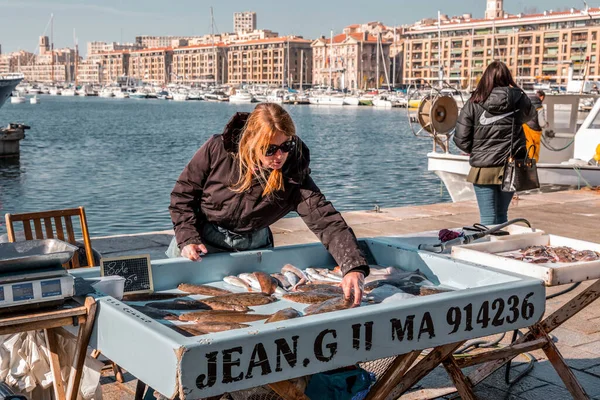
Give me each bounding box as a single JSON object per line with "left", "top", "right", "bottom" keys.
{"left": 5, "top": 206, "right": 125, "bottom": 382}
{"left": 5, "top": 206, "right": 94, "bottom": 268}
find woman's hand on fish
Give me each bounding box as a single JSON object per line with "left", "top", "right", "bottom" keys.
{"left": 181, "top": 243, "right": 208, "bottom": 261}
{"left": 340, "top": 271, "right": 365, "bottom": 307}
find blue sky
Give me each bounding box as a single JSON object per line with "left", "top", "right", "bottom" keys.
{"left": 0, "top": 0, "right": 594, "bottom": 55}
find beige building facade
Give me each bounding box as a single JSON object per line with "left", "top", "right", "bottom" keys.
{"left": 88, "top": 52, "right": 130, "bottom": 84}
{"left": 227, "top": 37, "right": 312, "bottom": 88}
{"left": 404, "top": 4, "right": 600, "bottom": 88}
{"left": 312, "top": 32, "right": 391, "bottom": 90}
{"left": 234, "top": 12, "right": 257, "bottom": 33}
{"left": 76, "top": 59, "right": 101, "bottom": 84}
{"left": 87, "top": 41, "right": 142, "bottom": 56}
{"left": 172, "top": 44, "right": 228, "bottom": 85}
{"left": 128, "top": 48, "right": 172, "bottom": 85}
{"left": 18, "top": 64, "right": 69, "bottom": 83}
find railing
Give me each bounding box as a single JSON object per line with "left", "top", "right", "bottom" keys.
{"left": 0, "top": 73, "right": 25, "bottom": 80}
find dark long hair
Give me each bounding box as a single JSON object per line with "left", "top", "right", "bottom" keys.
{"left": 471, "top": 61, "right": 519, "bottom": 103}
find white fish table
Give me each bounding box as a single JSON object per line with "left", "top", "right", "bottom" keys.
{"left": 71, "top": 238, "right": 545, "bottom": 399}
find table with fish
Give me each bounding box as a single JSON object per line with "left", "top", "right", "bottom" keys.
{"left": 366, "top": 230, "right": 600, "bottom": 399}
{"left": 71, "top": 238, "right": 546, "bottom": 399}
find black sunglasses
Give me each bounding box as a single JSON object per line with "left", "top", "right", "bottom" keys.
{"left": 265, "top": 140, "right": 296, "bottom": 157}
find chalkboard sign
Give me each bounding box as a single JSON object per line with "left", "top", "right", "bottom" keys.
{"left": 100, "top": 254, "right": 154, "bottom": 294}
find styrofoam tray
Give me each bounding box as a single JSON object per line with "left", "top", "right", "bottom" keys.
{"left": 452, "top": 234, "right": 600, "bottom": 286}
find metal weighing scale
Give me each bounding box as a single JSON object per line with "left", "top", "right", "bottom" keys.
{"left": 0, "top": 239, "right": 78, "bottom": 314}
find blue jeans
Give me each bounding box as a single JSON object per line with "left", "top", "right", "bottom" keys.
{"left": 473, "top": 184, "right": 514, "bottom": 225}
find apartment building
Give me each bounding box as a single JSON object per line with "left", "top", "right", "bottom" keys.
{"left": 0, "top": 51, "right": 36, "bottom": 74}
{"left": 88, "top": 52, "right": 130, "bottom": 84}
{"left": 87, "top": 41, "right": 142, "bottom": 56}
{"left": 171, "top": 43, "right": 228, "bottom": 85}
{"left": 128, "top": 48, "right": 173, "bottom": 85}
{"left": 18, "top": 64, "right": 69, "bottom": 83}
{"left": 76, "top": 59, "right": 101, "bottom": 84}
{"left": 234, "top": 12, "right": 257, "bottom": 33}
{"left": 135, "top": 36, "right": 202, "bottom": 49}
{"left": 227, "top": 37, "right": 312, "bottom": 88}
{"left": 403, "top": 1, "right": 600, "bottom": 88}
{"left": 312, "top": 32, "right": 391, "bottom": 90}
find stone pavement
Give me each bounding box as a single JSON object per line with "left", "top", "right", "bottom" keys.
{"left": 90, "top": 189, "right": 600, "bottom": 399}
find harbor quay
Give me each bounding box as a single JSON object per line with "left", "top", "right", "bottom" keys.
{"left": 90, "top": 190, "right": 600, "bottom": 399}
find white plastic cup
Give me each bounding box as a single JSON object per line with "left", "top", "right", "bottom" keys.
{"left": 89, "top": 276, "right": 126, "bottom": 300}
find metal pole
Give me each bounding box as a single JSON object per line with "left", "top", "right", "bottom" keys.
{"left": 329, "top": 30, "right": 333, "bottom": 88}
{"left": 376, "top": 33, "right": 380, "bottom": 90}
{"left": 392, "top": 27, "right": 396, "bottom": 88}
{"left": 300, "top": 49, "right": 304, "bottom": 90}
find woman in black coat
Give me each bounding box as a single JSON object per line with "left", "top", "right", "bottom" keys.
{"left": 454, "top": 61, "right": 536, "bottom": 224}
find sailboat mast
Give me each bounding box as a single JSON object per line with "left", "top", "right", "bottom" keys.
{"left": 392, "top": 27, "right": 396, "bottom": 88}
{"left": 300, "top": 49, "right": 304, "bottom": 90}
{"left": 211, "top": 7, "right": 217, "bottom": 86}
{"left": 329, "top": 30, "right": 333, "bottom": 88}
{"left": 74, "top": 29, "right": 78, "bottom": 86}
{"left": 51, "top": 13, "right": 55, "bottom": 83}
{"left": 376, "top": 33, "right": 380, "bottom": 90}
{"left": 437, "top": 10, "right": 443, "bottom": 89}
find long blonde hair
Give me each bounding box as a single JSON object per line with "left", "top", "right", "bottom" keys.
{"left": 233, "top": 103, "right": 296, "bottom": 196}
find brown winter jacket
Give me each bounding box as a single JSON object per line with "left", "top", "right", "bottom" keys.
{"left": 169, "top": 112, "right": 369, "bottom": 276}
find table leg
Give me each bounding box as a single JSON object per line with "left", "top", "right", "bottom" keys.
{"left": 442, "top": 356, "right": 477, "bottom": 400}
{"left": 542, "top": 331, "right": 589, "bottom": 399}
{"left": 66, "top": 297, "right": 97, "bottom": 400}
{"left": 45, "top": 328, "right": 67, "bottom": 400}
{"left": 365, "top": 350, "right": 421, "bottom": 400}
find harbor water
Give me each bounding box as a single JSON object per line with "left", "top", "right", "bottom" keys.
{"left": 0, "top": 96, "right": 450, "bottom": 237}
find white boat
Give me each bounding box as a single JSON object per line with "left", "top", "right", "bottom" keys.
{"left": 229, "top": 90, "right": 254, "bottom": 103}
{"left": 98, "top": 88, "right": 114, "bottom": 98}
{"left": 172, "top": 92, "right": 189, "bottom": 102}
{"left": 188, "top": 91, "right": 203, "bottom": 101}
{"left": 61, "top": 88, "right": 76, "bottom": 96}
{"left": 130, "top": 90, "right": 147, "bottom": 99}
{"left": 10, "top": 91, "right": 26, "bottom": 104}
{"left": 28, "top": 87, "right": 42, "bottom": 95}
{"left": 49, "top": 87, "right": 61, "bottom": 96}
{"left": 425, "top": 94, "right": 600, "bottom": 202}
{"left": 30, "top": 95, "right": 40, "bottom": 104}
{"left": 113, "top": 90, "right": 129, "bottom": 99}
{"left": 372, "top": 94, "right": 394, "bottom": 108}
{"left": 308, "top": 94, "right": 345, "bottom": 105}
{"left": 76, "top": 85, "right": 94, "bottom": 96}
{"left": 343, "top": 96, "right": 360, "bottom": 106}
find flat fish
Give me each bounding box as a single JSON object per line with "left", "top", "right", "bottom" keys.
{"left": 271, "top": 273, "right": 292, "bottom": 289}
{"left": 146, "top": 300, "right": 212, "bottom": 310}
{"left": 177, "top": 283, "right": 231, "bottom": 296}
{"left": 574, "top": 250, "right": 600, "bottom": 261}
{"left": 304, "top": 297, "right": 354, "bottom": 316}
{"left": 179, "top": 310, "right": 271, "bottom": 323}
{"left": 419, "top": 286, "right": 454, "bottom": 296}
{"left": 282, "top": 291, "right": 341, "bottom": 304}
{"left": 283, "top": 271, "right": 299, "bottom": 287}
{"left": 265, "top": 308, "right": 302, "bottom": 323}
{"left": 202, "top": 292, "right": 276, "bottom": 306}
{"left": 282, "top": 264, "right": 308, "bottom": 290}
{"left": 128, "top": 305, "right": 178, "bottom": 320}
{"left": 188, "top": 321, "right": 249, "bottom": 333}
{"left": 170, "top": 325, "right": 207, "bottom": 337}
{"left": 122, "top": 293, "right": 188, "bottom": 302}
{"left": 254, "top": 271, "right": 277, "bottom": 295}
{"left": 223, "top": 276, "right": 253, "bottom": 292}
{"left": 204, "top": 301, "right": 250, "bottom": 312}
{"left": 295, "top": 284, "right": 343, "bottom": 294}
{"left": 238, "top": 273, "right": 261, "bottom": 291}
{"left": 366, "top": 285, "right": 411, "bottom": 303}
{"left": 381, "top": 292, "right": 417, "bottom": 303}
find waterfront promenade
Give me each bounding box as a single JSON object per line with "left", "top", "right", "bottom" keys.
{"left": 92, "top": 189, "right": 600, "bottom": 399}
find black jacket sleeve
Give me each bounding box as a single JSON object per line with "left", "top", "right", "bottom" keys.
{"left": 454, "top": 101, "right": 475, "bottom": 154}
{"left": 169, "top": 138, "right": 214, "bottom": 249}
{"left": 294, "top": 175, "right": 369, "bottom": 277}
{"left": 518, "top": 94, "right": 537, "bottom": 124}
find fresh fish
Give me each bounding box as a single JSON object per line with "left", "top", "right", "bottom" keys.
{"left": 574, "top": 250, "right": 600, "bottom": 261}
{"left": 187, "top": 321, "right": 249, "bottom": 333}
{"left": 170, "top": 325, "right": 207, "bottom": 337}
{"left": 314, "top": 268, "right": 331, "bottom": 276}
{"left": 332, "top": 266, "right": 343, "bottom": 276}
{"left": 283, "top": 271, "right": 299, "bottom": 287}
{"left": 282, "top": 264, "right": 308, "bottom": 290}
{"left": 271, "top": 273, "right": 292, "bottom": 289}
{"left": 177, "top": 283, "right": 231, "bottom": 296}
{"left": 146, "top": 300, "right": 212, "bottom": 310}
{"left": 324, "top": 273, "right": 343, "bottom": 282}
{"left": 282, "top": 291, "right": 341, "bottom": 304}
{"left": 203, "top": 301, "right": 250, "bottom": 312}
{"left": 304, "top": 297, "right": 354, "bottom": 316}
{"left": 223, "top": 276, "right": 253, "bottom": 292}
{"left": 305, "top": 279, "right": 342, "bottom": 286}
{"left": 179, "top": 310, "right": 271, "bottom": 323}
{"left": 128, "top": 305, "right": 178, "bottom": 320}
{"left": 265, "top": 308, "right": 302, "bottom": 323}
{"left": 238, "top": 273, "right": 261, "bottom": 291}
{"left": 295, "top": 284, "right": 343, "bottom": 294}
{"left": 122, "top": 293, "right": 188, "bottom": 302}
{"left": 254, "top": 271, "right": 277, "bottom": 295}
{"left": 305, "top": 268, "right": 323, "bottom": 280}
{"left": 202, "top": 292, "right": 276, "bottom": 306}
{"left": 419, "top": 286, "right": 454, "bottom": 296}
